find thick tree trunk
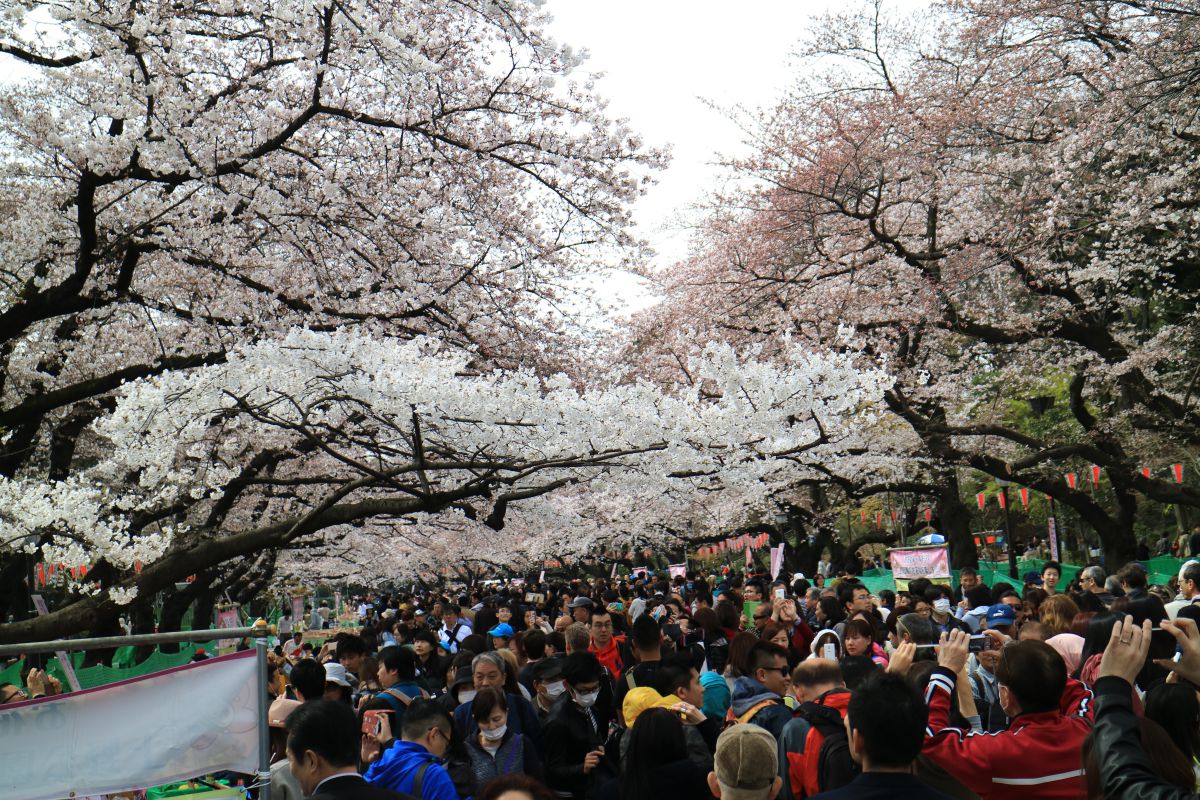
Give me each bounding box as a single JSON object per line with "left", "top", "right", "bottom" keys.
{"left": 937, "top": 473, "right": 977, "bottom": 570}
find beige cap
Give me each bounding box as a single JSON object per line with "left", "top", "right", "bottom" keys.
{"left": 713, "top": 725, "right": 779, "bottom": 798}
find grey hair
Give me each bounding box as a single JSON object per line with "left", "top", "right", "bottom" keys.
{"left": 472, "top": 651, "right": 507, "bottom": 675}
{"left": 1081, "top": 565, "right": 1105, "bottom": 585}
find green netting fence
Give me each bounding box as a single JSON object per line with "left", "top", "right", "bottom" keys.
{"left": 856, "top": 556, "right": 1190, "bottom": 594}
{"left": 0, "top": 639, "right": 217, "bottom": 690}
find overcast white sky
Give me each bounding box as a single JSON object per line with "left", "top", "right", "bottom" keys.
{"left": 541, "top": 1, "right": 929, "bottom": 312}
{"left": 541, "top": 1, "right": 848, "bottom": 309}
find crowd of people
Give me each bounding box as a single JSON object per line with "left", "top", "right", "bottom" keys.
{"left": 9, "top": 557, "right": 1200, "bottom": 800}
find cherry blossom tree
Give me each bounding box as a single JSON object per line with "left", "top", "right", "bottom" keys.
{"left": 628, "top": 0, "right": 1200, "bottom": 567}
{"left": 0, "top": 0, "right": 668, "bottom": 631}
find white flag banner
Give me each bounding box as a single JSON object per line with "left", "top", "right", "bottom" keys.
{"left": 770, "top": 543, "right": 786, "bottom": 580}
{"left": 0, "top": 650, "right": 261, "bottom": 800}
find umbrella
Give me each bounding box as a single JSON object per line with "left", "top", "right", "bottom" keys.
{"left": 916, "top": 533, "right": 946, "bottom": 545}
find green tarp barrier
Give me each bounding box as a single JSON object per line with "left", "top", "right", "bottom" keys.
{"left": 852, "top": 556, "right": 1190, "bottom": 594}
{"left": 0, "top": 639, "right": 217, "bottom": 690}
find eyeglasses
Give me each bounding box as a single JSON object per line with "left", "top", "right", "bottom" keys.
{"left": 761, "top": 666, "right": 790, "bottom": 676}
{"left": 754, "top": 614, "right": 771, "bottom": 621}
{"left": 1, "top": 688, "right": 27, "bottom": 703}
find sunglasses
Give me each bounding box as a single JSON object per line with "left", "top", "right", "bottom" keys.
{"left": 761, "top": 666, "right": 790, "bottom": 676}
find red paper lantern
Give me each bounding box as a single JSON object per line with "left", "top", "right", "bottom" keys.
{"left": 1175, "top": 463, "right": 1185, "bottom": 483}
{"left": 924, "top": 508, "right": 932, "bottom": 523}
{"left": 1092, "top": 465, "right": 1102, "bottom": 487}
{"left": 876, "top": 511, "right": 882, "bottom": 527}
{"left": 997, "top": 493, "right": 1006, "bottom": 509}
{"left": 1066, "top": 473, "right": 1077, "bottom": 490}
{"left": 860, "top": 510, "right": 866, "bottom": 524}
{"left": 1141, "top": 467, "right": 1151, "bottom": 479}
{"left": 1019, "top": 488, "right": 1029, "bottom": 509}
{"left": 976, "top": 493, "right": 986, "bottom": 510}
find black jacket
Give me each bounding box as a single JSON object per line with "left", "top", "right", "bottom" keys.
{"left": 544, "top": 694, "right": 617, "bottom": 799}
{"left": 1092, "top": 674, "right": 1194, "bottom": 799}
{"left": 309, "top": 774, "right": 415, "bottom": 800}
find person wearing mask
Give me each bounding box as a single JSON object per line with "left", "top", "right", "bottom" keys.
{"left": 466, "top": 687, "right": 544, "bottom": 787}
{"left": 544, "top": 652, "right": 615, "bottom": 799}
{"left": 530, "top": 657, "right": 568, "bottom": 722}
{"left": 453, "top": 652, "right": 543, "bottom": 747}
{"left": 922, "top": 629, "right": 1093, "bottom": 799}
{"left": 285, "top": 700, "right": 412, "bottom": 800}
{"left": 708, "top": 725, "right": 783, "bottom": 800}
{"left": 925, "top": 588, "right": 970, "bottom": 637}
{"left": 361, "top": 698, "right": 458, "bottom": 800}
{"left": 809, "top": 672, "right": 955, "bottom": 800}
{"left": 728, "top": 641, "right": 793, "bottom": 738}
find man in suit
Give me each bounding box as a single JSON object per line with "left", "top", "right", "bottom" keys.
{"left": 285, "top": 700, "right": 414, "bottom": 800}
{"left": 810, "top": 673, "right": 955, "bottom": 800}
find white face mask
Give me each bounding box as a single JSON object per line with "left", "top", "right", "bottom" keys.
{"left": 544, "top": 680, "right": 567, "bottom": 698}
{"left": 933, "top": 598, "right": 952, "bottom": 615}
{"left": 482, "top": 724, "right": 507, "bottom": 741}
{"left": 458, "top": 689, "right": 477, "bottom": 704}
{"left": 574, "top": 689, "right": 600, "bottom": 708}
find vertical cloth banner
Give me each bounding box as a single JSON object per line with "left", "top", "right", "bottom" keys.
{"left": 30, "top": 594, "right": 82, "bottom": 692}
{"left": 0, "top": 651, "right": 260, "bottom": 800}
{"left": 769, "top": 543, "right": 786, "bottom": 580}
{"left": 1048, "top": 517, "right": 1060, "bottom": 562}
{"left": 291, "top": 595, "right": 305, "bottom": 625}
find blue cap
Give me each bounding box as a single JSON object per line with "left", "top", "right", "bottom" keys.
{"left": 488, "top": 623, "right": 515, "bottom": 638}
{"left": 986, "top": 604, "right": 1017, "bottom": 629}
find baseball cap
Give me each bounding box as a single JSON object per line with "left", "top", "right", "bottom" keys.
{"left": 1022, "top": 570, "right": 1043, "bottom": 586}
{"left": 488, "top": 623, "right": 515, "bottom": 638}
{"left": 567, "top": 596, "right": 594, "bottom": 609}
{"left": 713, "top": 725, "right": 778, "bottom": 798}
{"left": 985, "top": 603, "right": 1017, "bottom": 629}
{"left": 324, "top": 662, "right": 352, "bottom": 688}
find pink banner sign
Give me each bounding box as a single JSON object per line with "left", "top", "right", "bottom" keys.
{"left": 667, "top": 563, "right": 687, "bottom": 579}
{"left": 889, "top": 546, "right": 951, "bottom": 580}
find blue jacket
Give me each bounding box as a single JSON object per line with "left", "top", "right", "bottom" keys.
{"left": 364, "top": 741, "right": 456, "bottom": 800}
{"left": 730, "top": 676, "right": 793, "bottom": 740}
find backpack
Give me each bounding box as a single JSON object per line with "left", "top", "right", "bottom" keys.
{"left": 968, "top": 672, "right": 1008, "bottom": 733}
{"left": 383, "top": 686, "right": 430, "bottom": 706}
{"left": 795, "top": 700, "right": 858, "bottom": 796}
{"left": 723, "top": 698, "right": 781, "bottom": 730}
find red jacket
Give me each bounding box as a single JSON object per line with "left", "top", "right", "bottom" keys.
{"left": 922, "top": 667, "right": 1093, "bottom": 800}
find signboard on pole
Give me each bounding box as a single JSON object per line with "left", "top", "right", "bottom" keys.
{"left": 1048, "top": 517, "right": 1059, "bottom": 562}
{"left": 889, "top": 545, "right": 951, "bottom": 590}
{"left": 667, "top": 563, "right": 687, "bottom": 579}
{"left": 217, "top": 605, "right": 240, "bottom": 653}
{"left": 0, "top": 651, "right": 260, "bottom": 800}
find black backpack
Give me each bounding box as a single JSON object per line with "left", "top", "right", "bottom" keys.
{"left": 797, "top": 700, "right": 860, "bottom": 793}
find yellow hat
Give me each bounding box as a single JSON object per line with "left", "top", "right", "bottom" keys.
{"left": 622, "top": 686, "right": 681, "bottom": 726}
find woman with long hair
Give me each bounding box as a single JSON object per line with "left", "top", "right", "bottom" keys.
{"left": 1144, "top": 682, "right": 1200, "bottom": 777}
{"left": 1039, "top": 593, "right": 1081, "bottom": 638}
{"left": 598, "top": 707, "right": 711, "bottom": 800}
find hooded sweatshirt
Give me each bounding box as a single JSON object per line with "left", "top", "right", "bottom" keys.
{"left": 729, "top": 675, "right": 792, "bottom": 739}
{"left": 364, "top": 740, "right": 457, "bottom": 800}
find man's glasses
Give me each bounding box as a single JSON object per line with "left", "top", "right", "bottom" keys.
{"left": 762, "top": 666, "right": 790, "bottom": 676}
{"left": 1, "top": 687, "right": 28, "bottom": 703}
